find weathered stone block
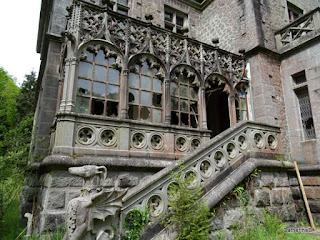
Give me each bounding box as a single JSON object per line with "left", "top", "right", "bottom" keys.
{"left": 274, "top": 172, "right": 290, "bottom": 187}
{"left": 254, "top": 189, "right": 270, "bottom": 207}
{"left": 22, "top": 186, "right": 39, "bottom": 203}
{"left": 47, "top": 191, "right": 65, "bottom": 210}
{"left": 41, "top": 213, "right": 65, "bottom": 232}
{"left": 50, "top": 172, "right": 83, "bottom": 188}
{"left": 259, "top": 172, "right": 275, "bottom": 188}
{"left": 118, "top": 174, "right": 139, "bottom": 188}
{"left": 67, "top": 191, "right": 81, "bottom": 203}
{"left": 223, "top": 209, "right": 245, "bottom": 228}
{"left": 309, "top": 201, "right": 320, "bottom": 213}
{"left": 271, "top": 189, "right": 284, "bottom": 205}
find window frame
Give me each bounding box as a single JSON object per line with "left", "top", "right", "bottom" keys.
{"left": 287, "top": 2, "right": 303, "bottom": 23}
{"left": 170, "top": 73, "right": 199, "bottom": 128}
{"left": 128, "top": 62, "right": 164, "bottom": 123}
{"left": 114, "top": 0, "right": 130, "bottom": 16}
{"left": 164, "top": 6, "right": 188, "bottom": 35}
{"left": 76, "top": 50, "right": 121, "bottom": 117}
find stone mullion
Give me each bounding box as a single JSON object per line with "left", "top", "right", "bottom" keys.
{"left": 199, "top": 87, "right": 207, "bottom": 129}
{"left": 228, "top": 94, "right": 237, "bottom": 127}
{"left": 120, "top": 69, "right": 129, "bottom": 119}
{"left": 164, "top": 79, "right": 171, "bottom": 124}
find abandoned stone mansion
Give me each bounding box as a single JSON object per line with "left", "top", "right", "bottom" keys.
{"left": 22, "top": 0, "right": 320, "bottom": 238}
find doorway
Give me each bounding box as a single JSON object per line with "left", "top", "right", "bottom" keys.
{"left": 206, "top": 81, "right": 230, "bottom": 138}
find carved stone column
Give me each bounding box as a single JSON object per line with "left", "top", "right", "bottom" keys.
{"left": 228, "top": 94, "right": 237, "bottom": 127}
{"left": 120, "top": 69, "right": 129, "bottom": 119}
{"left": 164, "top": 79, "right": 171, "bottom": 124}
{"left": 60, "top": 57, "right": 78, "bottom": 113}
{"left": 200, "top": 87, "right": 207, "bottom": 129}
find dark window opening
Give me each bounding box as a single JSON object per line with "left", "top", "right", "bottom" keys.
{"left": 91, "top": 99, "right": 104, "bottom": 115}
{"left": 181, "top": 113, "right": 189, "bottom": 127}
{"left": 287, "top": 2, "right": 303, "bottom": 22}
{"left": 106, "top": 101, "right": 118, "bottom": 117}
{"left": 171, "top": 112, "right": 179, "bottom": 125}
{"left": 129, "top": 105, "right": 139, "bottom": 120}
{"left": 164, "top": 6, "right": 188, "bottom": 35}
{"left": 292, "top": 71, "right": 307, "bottom": 85}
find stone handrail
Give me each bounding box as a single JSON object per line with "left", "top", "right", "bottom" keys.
{"left": 119, "top": 121, "right": 282, "bottom": 230}
{"left": 275, "top": 7, "right": 320, "bottom": 50}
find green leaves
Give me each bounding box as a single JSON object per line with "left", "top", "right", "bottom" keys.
{"left": 162, "top": 166, "right": 213, "bottom": 240}
{"left": 123, "top": 208, "right": 150, "bottom": 240}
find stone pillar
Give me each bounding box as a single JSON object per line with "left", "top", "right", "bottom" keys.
{"left": 60, "top": 56, "right": 78, "bottom": 113}
{"left": 165, "top": 79, "right": 171, "bottom": 124}
{"left": 229, "top": 94, "right": 237, "bottom": 127}
{"left": 200, "top": 87, "right": 207, "bottom": 129}
{"left": 120, "top": 69, "right": 129, "bottom": 119}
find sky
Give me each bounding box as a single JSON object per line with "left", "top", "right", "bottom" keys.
{"left": 0, "top": 1, "right": 42, "bottom": 85}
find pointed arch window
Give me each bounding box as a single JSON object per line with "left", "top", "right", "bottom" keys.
{"left": 128, "top": 61, "right": 164, "bottom": 123}
{"left": 171, "top": 69, "right": 199, "bottom": 128}
{"left": 76, "top": 49, "right": 121, "bottom": 117}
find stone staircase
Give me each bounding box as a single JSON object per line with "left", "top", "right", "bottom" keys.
{"left": 119, "top": 121, "right": 291, "bottom": 238}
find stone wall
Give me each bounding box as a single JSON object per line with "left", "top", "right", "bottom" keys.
{"left": 280, "top": 41, "right": 320, "bottom": 163}
{"left": 210, "top": 169, "right": 320, "bottom": 239}
{"left": 248, "top": 52, "right": 290, "bottom": 155}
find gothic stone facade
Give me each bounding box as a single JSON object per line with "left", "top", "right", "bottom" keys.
{"left": 25, "top": 0, "right": 320, "bottom": 234}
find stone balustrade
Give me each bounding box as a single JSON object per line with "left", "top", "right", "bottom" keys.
{"left": 275, "top": 7, "right": 320, "bottom": 51}
{"left": 119, "top": 121, "right": 281, "bottom": 231}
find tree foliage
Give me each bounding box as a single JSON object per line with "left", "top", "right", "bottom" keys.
{"left": 162, "top": 165, "right": 213, "bottom": 240}
{"left": 0, "top": 68, "right": 36, "bottom": 226}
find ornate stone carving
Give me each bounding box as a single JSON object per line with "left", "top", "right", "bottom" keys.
{"left": 81, "top": 8, "right": 105, "bottom": 42}
{"left": 107, "top": 15, "right": 127, "bottom": 52}
{"left": 131, "top": 131, "right": 147, "bottom": 149}
{"left": 64, "top": 165, "right": 127, "bottom": 240}
{"left": 77, "top": 127, "right": 95, "bottom": 145}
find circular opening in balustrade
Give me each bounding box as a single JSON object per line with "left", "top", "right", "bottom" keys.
{"left": 238, "top": 135, "right": 248, "bottom": 150}
{"left": 253, "top": 132, "right": 264, "bottom": 149}
{"left": 150, "top": 134, "right": 163, "bottom": 150}
{"left": 131, "top": 132, "right": 146, "bottom": 149}
{"left": 226, "top": 142, "right": 237, "bottom": 159}
{"left": 100, "top": 129, "right": 116, "bottom": 147}
{"left": 166, "top": 181, "right": 179, "bottom": 201}
{"left": 199, "top": 159, "right": 213, "bottom": 179}
{"left": 267, "top": 134, "right": 278, "bottom": 150}
{"left": 184, "top": 169, "right": 199, "bottom": 189}
{"left": 77, "top": 127, "right": 95, "bottom": 145}
{"left": 147, "top": 195, "right": 165, "bottom": 217}
{"left": 191, "top": 138, "right": 201, "bottom": 151}
{"left": 176, "top": 136, "right": 188, "bottom": 152}
{"left": 211, "top": 150, "right": 226, "bottom": 168}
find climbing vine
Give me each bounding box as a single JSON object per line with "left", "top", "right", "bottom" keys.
{"left": 122, "top": 208, "right": 149, "bottom": 240}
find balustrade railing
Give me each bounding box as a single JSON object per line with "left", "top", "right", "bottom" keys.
{"left": 119, "top": 121, "right": 281, "bottom": 230}
{"left": 275, "top": 8, "right": 320, "bottom": 50}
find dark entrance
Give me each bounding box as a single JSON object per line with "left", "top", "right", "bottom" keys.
{"left": 206, "top": 81, "right": 230, "bottom": 138}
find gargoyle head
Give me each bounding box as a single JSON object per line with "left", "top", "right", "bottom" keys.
{"left": 69, "top": 165, "right": 107, "bottom": 181}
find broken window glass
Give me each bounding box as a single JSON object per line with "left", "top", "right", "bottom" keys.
{"left": 153, "top": 93, "right": 162, "bottom": 107}
{"left": 171, "top": 97, "right": 179, "bottom": 110}
{"left": 180, "top": 99, "right": 189, "bottom": 112}
{"left": 91, "top": 98, "right": 104, "bottom": 115}
{"left": 129, "top": 89, "right": 139, "bottom": 103}
{"left": 106, "top": 101, "right": 118, "bottom": 117}
{"left": 181, "top": 113, "right": 189, "bottom": 126}
{"left": 171, "top": 112, "right": 179, "bottom": 125}
{"left": 171, "top": 82, "right": 178, "bottom": 96}
{"left": 77, "top": 79, "right": 91, "bottom": 95}
{"left": 190, "top": 114, "right": 198, "bottom": 128}
{"left": 190, "top": 101, "right": 198, "bottom": 114}
{"left": 140, "top": 107, "right": 150, "bottom": 121}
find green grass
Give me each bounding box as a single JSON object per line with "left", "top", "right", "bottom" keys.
{"left": 232, "top": 210, "right": 320, "bottom": 240}
{"left": 0, "top": 199, "right": 25, "bottom": 240}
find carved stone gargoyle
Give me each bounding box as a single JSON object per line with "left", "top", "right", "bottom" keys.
{"left": 63, "top": 165, "right": 127, "bottom": 240}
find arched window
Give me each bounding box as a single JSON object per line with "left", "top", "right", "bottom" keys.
{"left": 171, "top": 69, "right": 199, "bottom": 128}
{"left": 128, "top": 61, "right": 164, "bottom": 123}
{"left": 75, "top": 49, "right": 120, "bottom": 117}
